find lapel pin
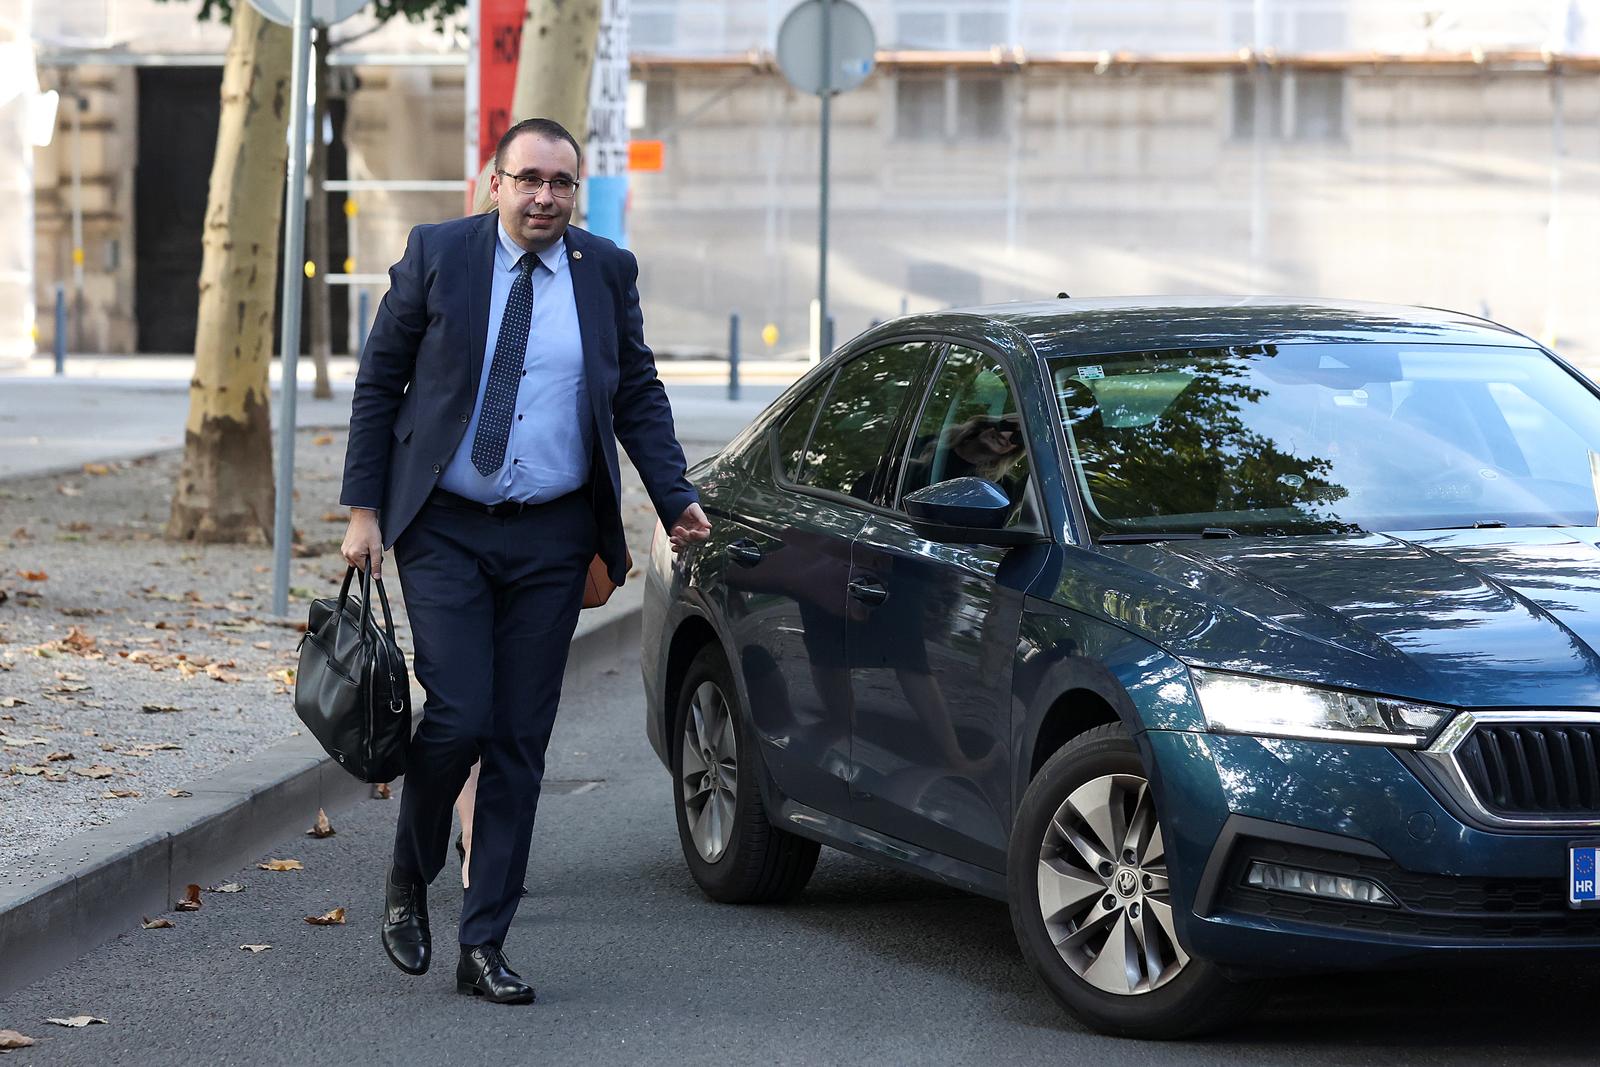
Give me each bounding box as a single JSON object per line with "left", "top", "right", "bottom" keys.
{"left": 571, "top": 249, "right": 582, "bottom": 260}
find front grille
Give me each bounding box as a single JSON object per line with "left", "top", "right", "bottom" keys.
{"left": 1215, "top": 838, "right": 1600, "bottom": 943}
{"left": 1456, "top": 722, "right": 1600, "bottom": 817}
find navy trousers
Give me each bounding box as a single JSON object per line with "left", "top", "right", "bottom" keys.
{"left": 391, "top": 487, "right": 596, "bottom": 948}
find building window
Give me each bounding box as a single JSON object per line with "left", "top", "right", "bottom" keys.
{"left": 896, "top": 72, "right": 1008, "bottom": 141}
{"left": 895, "top": 76, "right": 946, "bottom": 141}
{"left": 1291, "top": 71, "right": 1345, "bottom": 142}
{"left": 893, "top": 4, "right": 1010, "bottom": 50}
{"left": 1230, "top": 71, "right": 1344, "bottom": 142}
{"left": 955, "top": 76, "right": 1005, "bottom": 140}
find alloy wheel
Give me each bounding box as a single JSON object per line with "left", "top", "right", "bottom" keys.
{"left": 1036, "top": 772, "right": 1188, "bottom": 995}
{"left": 680, "top": 679, "right": 739, "bottom": 862}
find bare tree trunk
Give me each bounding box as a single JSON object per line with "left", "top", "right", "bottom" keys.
{"left": 166, "top": 5, "right": 291, "bottom": 544}
{"left": 307, "top": 26, "right": 333, "bottom": 400}
{"left": 511, "top": 0, "right": 602, "bottom": 158}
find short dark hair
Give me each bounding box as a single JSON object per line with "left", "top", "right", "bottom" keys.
{"left": 495, "top": 117, "right": 583, "bottom": 175}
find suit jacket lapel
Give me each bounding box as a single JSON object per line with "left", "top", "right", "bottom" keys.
{"left": 465, "top": 212, "right": 496, "bottom": 400}
{"left": 564, "top": 227, "right": 609, "bottom": 424}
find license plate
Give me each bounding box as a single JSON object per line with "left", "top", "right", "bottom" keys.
{"left": 1570, "top": 842, "right": 1600, "bottom": 908}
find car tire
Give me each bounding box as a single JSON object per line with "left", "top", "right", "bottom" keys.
{"left": 1007, "top": 722, "right": 1262, "bottom": 1039}
{"left": 672, "top": 645, "right": 820, "bottom": 904}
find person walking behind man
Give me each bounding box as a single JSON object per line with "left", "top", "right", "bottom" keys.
{"left": 339, "top": 117, "right": 711, "bottom": 1004}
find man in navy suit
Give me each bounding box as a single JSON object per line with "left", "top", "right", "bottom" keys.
{"left": 339, "top": 117, "right": 711, "bottom": 1004}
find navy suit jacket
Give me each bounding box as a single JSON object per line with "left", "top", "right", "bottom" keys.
{"left": 340, "top": 214, "right": 697, "bottom": 585}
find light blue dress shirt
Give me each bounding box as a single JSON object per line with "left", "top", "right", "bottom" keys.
{"left": 439, "top": 223, "right": 591, "bottom": 505}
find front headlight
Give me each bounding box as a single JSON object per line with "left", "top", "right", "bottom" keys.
{"left": 1190, "top": 668, "right": 1447, "bottom": 748}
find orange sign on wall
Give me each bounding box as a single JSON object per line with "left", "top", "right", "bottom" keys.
{"left": 628, "top": 140, "right": 665, "bottom": 172}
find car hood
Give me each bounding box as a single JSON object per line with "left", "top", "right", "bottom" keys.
{"left": 1062, "top": 528, "right": 1600, "bottom": 708}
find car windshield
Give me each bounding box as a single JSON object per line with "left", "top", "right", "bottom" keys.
{"left": 1050, "top": 343, "right": 1600, "bottom": 538}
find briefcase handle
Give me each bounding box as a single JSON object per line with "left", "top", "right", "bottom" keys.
{"left": 334, "top": 562, "right": 398, "bottom": 643}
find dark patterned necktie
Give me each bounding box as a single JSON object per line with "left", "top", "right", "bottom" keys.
{"left": 470, "top": 252, "right": 536, "bottom": 477}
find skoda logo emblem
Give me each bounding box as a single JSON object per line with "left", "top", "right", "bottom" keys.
{"left": 1114, "top": 869, "right": 1139, "bottom": 897}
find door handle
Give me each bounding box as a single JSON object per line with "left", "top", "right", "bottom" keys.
{"left": 726, "top": 539, "right": 764, "bottom": 565}
{"left": 847, "top": 578, "right": 890, "bottom": 606}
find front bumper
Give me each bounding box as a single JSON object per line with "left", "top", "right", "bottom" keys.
{"left": 1149, "top": 730, "right": 1600, "bottom": 970}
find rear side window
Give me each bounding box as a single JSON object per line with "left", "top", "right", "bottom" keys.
{"left": 797, "top": 342, "right": 931, "bottom": 501}
{"left": 775, "top": 382, "right": 827, "bottom": 482}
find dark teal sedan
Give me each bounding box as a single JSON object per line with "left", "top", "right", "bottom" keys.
{"left": 639, "top": 298, "right": 1600, "bottom": 1038}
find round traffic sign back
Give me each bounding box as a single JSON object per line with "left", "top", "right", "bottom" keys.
{"left": 776, "top": 0, "right": 877, "bottom": 97}
{"left": 247, "top": 0, "right": 367, "bottom": 27}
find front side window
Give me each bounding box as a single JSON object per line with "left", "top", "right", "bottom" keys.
{"left": 798, "top": 342, "right": 931, "bottom": 502}
{"left": 1051, "top": 343, "right": 1600, "bottom": 538}
{"left": 900, "top": 345, "right": 1033, "bottom": 527}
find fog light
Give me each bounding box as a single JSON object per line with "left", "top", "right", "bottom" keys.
{"left": 1245, "top": 861, "right": 1397, "bottom": 908}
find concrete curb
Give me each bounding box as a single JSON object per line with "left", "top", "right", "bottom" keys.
{"left": 0, "top": 601, "right": 643, "bottom": 1000}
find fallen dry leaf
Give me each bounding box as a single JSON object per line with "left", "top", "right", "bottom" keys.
{"left": 252, "top": 640, "right": 273, "bottom": 651}
{"left": 16, "top": 569, "right": 47, "bottom": 581}
{"left": 166, "top": 789, "right": 193, "bottom": 798}
{"left": 240, "top": 944, "right": 272, "bottom": 953}
{"left": 175, "top": 884, "right": 202, "bottom": 912}
{"left": 257, "top": 859, "right": 304, "bottom": 872}
{"left": 2, "top": 737, "right": 47, "bottom": 748}
{"left": 73, "top": 765, "right": 116, "bottom": 780}
{"left": 208, "top": 882, "right": 243, "bottom": 894}
{"left": 0, "top": 1029, "right": 35, "bottom": 1050}
{"left": 54, "top": 671, "right": 86, "bottom": 682}
{"left": 305, "top": 906, "right": 346, "bottom": 926}
{"left": 45, "top": 1016, "right": 105, "bottom": 1028}
{"left": 311, "top": 434, "right": 334, "bottom": 446}
{"left": 61, "top": 521, "right": 92, "bottom": 533}
{"left": 82, "top": 463, "right": 111, "bottom": 476}
{"left": 306, "top": 808, "right": 335, "bottom": 838}
{"left": 0, "top": 697, "right": 25, "bottom": 708}
{"left": 100, "top": 789, "right": 140, "bottom": 799}
{"left": 44, "top": 751, "right": 74, "bottom": 762}
{"left": 372, "top": 782, "right": 391, "bottom": 800}
{"left": 62, "top": 627, "right": 96, "bottom": 653}
{"left": 319, "top": 511, "right": 344, "bottom": 522}
{"left": 141, "top": 703, "right": 183, "bottom": 715}
{"left": 141, "top": 917, "right": 174, "bottom": 930}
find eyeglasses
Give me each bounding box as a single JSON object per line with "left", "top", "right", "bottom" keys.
{"left": 497, "top": 170, "right": 580, "bottom": 199}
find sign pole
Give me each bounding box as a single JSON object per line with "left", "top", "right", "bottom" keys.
{"left": 817, "top": 0, "right": 832, "bottom": 357}
{"left": 271, "top": 0, "right": 314, "bottom": 617}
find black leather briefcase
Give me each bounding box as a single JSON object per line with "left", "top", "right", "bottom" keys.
{"left": 294, "top": 564, "right": 413, "bottom": 783}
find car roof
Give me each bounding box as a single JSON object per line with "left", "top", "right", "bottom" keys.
{"left": 888, "top": 296, "right": 1540, "bottom": 359}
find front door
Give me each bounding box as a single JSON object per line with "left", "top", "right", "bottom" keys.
{"left": 847, "top": 344, "right": 1048, "bottom": 871}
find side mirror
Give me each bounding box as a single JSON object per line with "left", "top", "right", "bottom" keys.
{"left": 903, "top": 478, "right": 1041, "bottom": 545}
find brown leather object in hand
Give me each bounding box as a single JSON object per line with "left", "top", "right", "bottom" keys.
{"left": 583, "top": 550, "right": 632, "bottom": 608}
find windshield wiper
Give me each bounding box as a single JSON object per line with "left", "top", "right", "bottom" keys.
{"left": 1423, "top": 520, "right": 1509, "bottom": 530}
{"left": 1097, "top": 527, "right": 1240, "bottom": 544}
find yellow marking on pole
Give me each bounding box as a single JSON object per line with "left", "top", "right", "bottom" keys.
{"left": 344, "top": 198, "right": 358, "bottom": 217}
{"left": 762, "top": 323, "right": 779, "bottom": 347}
{"left": 72, "top": 247, "right": 85, "bottom": 267}
{"left": 343, "top": 256, "right": 355, "bottom": 274}
{"left": 304, "top": 260, "right": 316, "bottom": 279}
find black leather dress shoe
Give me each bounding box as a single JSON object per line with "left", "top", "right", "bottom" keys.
{"left": 456, "top": 944, "right": 535, "bottom": 1004}
{"left": 381, "top": 867, "right": 431, "bottom": 976}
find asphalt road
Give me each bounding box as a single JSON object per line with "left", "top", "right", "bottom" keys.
{"left": 1, "top": 651, "right": 1593, "bottom": 1066}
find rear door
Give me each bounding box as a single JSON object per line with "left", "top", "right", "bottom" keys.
{"left": 846, "top": 342, "right": 1049, "bottom": 870}
{"left": 720, "top": 342, "right": 933, "bottom": 818}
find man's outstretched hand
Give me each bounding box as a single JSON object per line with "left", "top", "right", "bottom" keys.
{"left": 669, "top": 503, "right": 712, "bottom": 554}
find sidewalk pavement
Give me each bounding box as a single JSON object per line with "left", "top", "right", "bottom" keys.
{"left": 0, "top": 357, "right": 790, "bottom": 483}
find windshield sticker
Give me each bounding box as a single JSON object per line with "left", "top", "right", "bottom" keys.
{"left": 1079, "top": 365, "right": 1105, "bottom": 380}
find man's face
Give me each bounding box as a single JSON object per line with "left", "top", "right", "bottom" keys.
{"left": 490, "top": 133, "right": 580, "bottom": 251}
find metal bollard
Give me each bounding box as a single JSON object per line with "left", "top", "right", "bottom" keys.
{"left": 357, "top": 288, "right": 372, "bottom": 359}
{"left": 53, "top": 284, "right": 66, "bottom": 375}
{"left": 727, "top": 312, "right": 741, "bottom": 402}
